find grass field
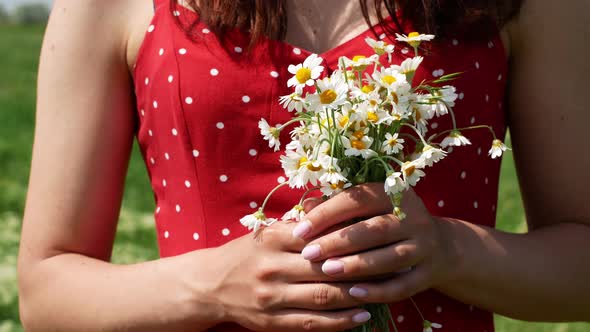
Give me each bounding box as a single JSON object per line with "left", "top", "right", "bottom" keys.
{"left": 0, "top": 24, "right": 588, "bottom": 332}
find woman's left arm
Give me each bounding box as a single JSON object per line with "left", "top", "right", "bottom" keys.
{"left": 291, "top": 0, "right": 590, "bottom": 322}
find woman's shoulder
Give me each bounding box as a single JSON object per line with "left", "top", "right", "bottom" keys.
{"left": 48, "top": 0, "right": 146, "bottom": 70}
{"left": 51, "top": 0, "right": 156, "bottom": 73}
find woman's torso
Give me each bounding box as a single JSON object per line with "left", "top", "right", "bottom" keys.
{"left": 125, "top": 0, "right": 510, "bottom": 330}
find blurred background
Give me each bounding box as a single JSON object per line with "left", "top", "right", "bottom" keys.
{"left": 0, "top": 1, "right": 588, "bottom": 331}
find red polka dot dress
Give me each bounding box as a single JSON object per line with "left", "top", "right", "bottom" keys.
{"left": 133, "top": 1, "right": 508, "bottom": 331}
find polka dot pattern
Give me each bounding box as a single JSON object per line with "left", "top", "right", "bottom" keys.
{"left": 133, "top": 4, "right": 507, "bottom": 331}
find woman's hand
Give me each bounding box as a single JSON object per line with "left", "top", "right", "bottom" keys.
{"left": 292, "top": 183, "right": 462, "bottom": 303}
{"left": 199, "top": 219, "right": 373, "bottom": 331}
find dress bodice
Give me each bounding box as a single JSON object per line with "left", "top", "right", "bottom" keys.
{"left": 132, "top": 1, "right": 508, "bottom": 330}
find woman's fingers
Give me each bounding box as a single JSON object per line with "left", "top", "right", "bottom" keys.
{"left": 320, "top": 240, "right": 421, "bottom": 279}
{"left": 302, "top": 197, "right": 323, "bottom": 213}
{"left": 282, "top": 282, "right": 362, "bottom": 310}
{"left": 301, "top": 214, "right": 409, "bottom": 261}
{"left": 267, "top": 308, "right": 372, "bottom": 332}
{"left": 348, "top": 264, "right": 431, "bottom": 303}
{"left": 293, "top": 183, "right": 393, "bottom": 240}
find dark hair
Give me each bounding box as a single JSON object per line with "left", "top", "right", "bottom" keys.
{"left": 174, "top": 0, "right": 522, "bottom": 47}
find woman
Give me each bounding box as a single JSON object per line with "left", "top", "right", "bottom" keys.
{"left": 17, "top": 0, "right": 590, "bottom": 331}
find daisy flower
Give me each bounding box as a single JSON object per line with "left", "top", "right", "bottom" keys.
{"left": 392, "top": 56, "right": 424, "bottom": 76}
{"left": 395, "top": 32, "right": 435, "bottom": 48}
{"left": 441, "top": 130, "right": 472, "bottom": 148}
{"left": 240, "top": 210, "right": 277, "bottom": 232}
{"left": 371, "top": 67, "right": 407, "bottom": 91}
{"left": 382, "top": 133, "right": 405, "bottom": 154}
{"left": 421, "top": 144, "right": 447, "bottom": 166}
{"left": 287, "top": 53, "right": 324, "bottom": 90}
{"left": 282, "top": 204, "right": 306, "bottom": 222}
{"left": 342, "top": 54, "right": 379, "bottom": 71}
{"left": 430, "top": 85, "right": 458, "bottom": 117}
{"left": 320, "top": 180, "right": 352, "bottom": 197}
{"left": 384, "top": 171, "right": 405, "bottom": 195}
{"left": 279, "top": 92, "right": 305, "bottom": 113}
{"left": 319, "top": 162, "right": 348, "bottom": 184}
{"left": 401, "top": 160, "right": 426, "bottom": 187}
{"left": 306, "top": 73, "right": 349, "bottom": 110}
{"left": 365, "top": 37, "right": 395, "bottom": 59}
{"left": 342, "top": 130, "right": 377, "bottom": 159}
{"left": 488, "top": 139, "right": 509, "bottom": 159}
{"left": 259, "top": 118, "right": 281, "bottom": 151}
{"left": 288, "top": 154, "right": 330, "bottom": 188}
{"left": 423, "top": 320, "right": 442, "bottom": 332}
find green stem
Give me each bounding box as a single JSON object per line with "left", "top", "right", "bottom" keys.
{"left": 427, "top": 124, "right": 496, "bottom": 143}
{"left": 260, "top": 182, "right": 290, "bottom": 211}
{"left": 297, "top": 186, "right": 321, "bottom": 206}
{"left": 409, "top": 296, "right": 426, "bottom": 322}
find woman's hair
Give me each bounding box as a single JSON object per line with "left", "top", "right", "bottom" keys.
{"left": 173, "top": 0, "right": 522, "bottom": 46}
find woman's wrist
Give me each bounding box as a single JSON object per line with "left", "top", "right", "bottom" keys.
{"left": 432, "top": 216, "right": 471, "bottom": 287}
{"left": 169, "top": 247, "right": 229, "bottom": 329}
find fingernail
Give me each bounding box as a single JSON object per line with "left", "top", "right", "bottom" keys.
{"left": 292, "top": 219, "right": 311, "bottom": 239}
{"left": 352, "top": 311, "right": 371, "bottom": 323}
{"left": 301, "top": 244, "right": 321, "bottom": 260}
{"left": 349, "top": 286, "right": 368, "bottom": 298}
{"left": 322, "top": 260, "right": 344, "bottom": 275}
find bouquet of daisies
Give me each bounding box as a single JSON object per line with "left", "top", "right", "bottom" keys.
{"left": 241, "top": 32, "right": 508, "bottom": 331}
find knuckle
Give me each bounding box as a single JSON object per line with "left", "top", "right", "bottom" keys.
{"left": 261, "top": 226, "right": 282, "bottom": 243}
{"left": 301, "top": 317, "right": 316, "bottom": 331}
{"left": 258, "top": 314, "right": 273, "bottom": 331}
{"left": 255, "top": 260, "right": 281, "bottom": 281}
{"left": 312, "top": 284, "right": 333, "bottom": 307}
{"left": 253, "top": 286, "right": 276, "bottom": 310}
{"left": 393, "top": 245, "right": 411, "bottom": 261}
{"left": 344, "top": 186, "right": 370, "bottom": 205}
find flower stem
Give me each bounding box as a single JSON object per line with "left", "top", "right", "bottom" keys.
{"left": 260, "top": 182, "right": 290, "bottom": 211}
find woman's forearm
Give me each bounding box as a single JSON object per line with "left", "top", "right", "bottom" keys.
{"left": 435, "top": 218, "right": 590, "bottom": 322}
{"left": 18, "top": 249, "right": 225, "bottom": 331}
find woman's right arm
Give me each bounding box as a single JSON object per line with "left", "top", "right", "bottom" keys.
{"left": 18, "top": 1, "right": 368, "bottom": 331}
{"left": 17, "top": 1, "right": 222, "bottom": 330}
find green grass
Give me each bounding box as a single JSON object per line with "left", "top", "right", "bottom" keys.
{"left": 0, "top": 23, "right": 587, "bottom": 331}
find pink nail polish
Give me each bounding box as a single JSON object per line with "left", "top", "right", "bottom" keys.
{"left": 301, "top": 244, "right": 321, "bottom": 260}
{"left": 349, "top": 286, "right": 368, "bottom": 298}
{"left": 352, "top": 311, "right": 371, "bottom": 323}
{"left": 292, "top": 220, "right": 311, "bottom": 239}
{"left": 322, "top": 260, "right": 344, "bottom": 275}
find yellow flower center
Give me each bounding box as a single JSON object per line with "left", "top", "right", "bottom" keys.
{"left": 414, "top": 108, "right": 422, "bottom": 121}
{"left": 270, "top": 127, "right": 280, "bottom": 137}
{"left": 382, "top": 75, "right": 396, "bottom": 85}
{"left": 352, "top": 55, "right": 366, "bottom": 62}
{"left": 297, "top": 156, "right": 308, "bottom": 169}
{"left": 294, "top": 204, "right": 304, "bottom": 212}
{"left": 407, "top": 32, "right": 421, "bottom": 48}
{"left": 351, "top": 140, "right": 366, "bottom": 150}
{"left": 320, "top": 89, "right": 337, "bottom": 104}
{"left": 330, "top": 181, "right": 346, "bottom": 190}
{"left": 404, "top": 165, "right": 416, "bottom": 177}
{"left": 369, "top": 99, "right": 378, "bottom": 107}
{"left": 361, "top": 84, "right": 375, "bottom": 94}
{"left": 391, "top": 91, "right": 399, "bottom": 104}
{"left": 352, "top": 130, "right": 365, "bottom": 140}
{"left": 339, "top": 116, "right": 349, "bottom": 127}
{"left": 367, "top": 112, "right": 378, "bottom": 123}
{"left": 307, "top": 162, "right": 323, "bottom": 172}
{"left": 351, "top": 55, "right": 368, "bottom": 70}
{"left": 388, "top": 138, "right": 398, "bottom": 146}
{"left": 295, "top": 67, "right": 312, "bottom": 84}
